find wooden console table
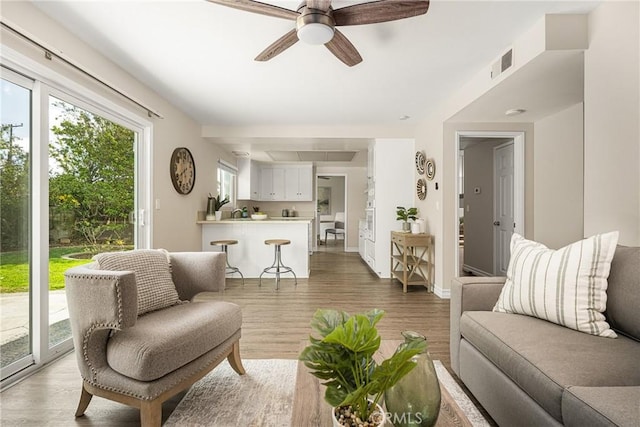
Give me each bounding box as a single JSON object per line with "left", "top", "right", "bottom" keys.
{"left": 390, "top": 231, "right": 433, "bottom": 293}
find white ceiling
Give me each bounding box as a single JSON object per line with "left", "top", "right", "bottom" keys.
{"left": 33, "top": 0, "right": 599, "bottom": 162}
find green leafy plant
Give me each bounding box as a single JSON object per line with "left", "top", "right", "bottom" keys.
{"left": 396, "top": 206, "right": 418, "bottom": 222}
{"left": 299, "top": 309, "right": 426, "bottom": 424}
{"left": 211, "top": 194, "right": 229, "bottom": 211}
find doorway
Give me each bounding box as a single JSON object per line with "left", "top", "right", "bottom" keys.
{"left": 315, "top": 175, "right": 346, "bottom": 252}
{"left": 455, "top": 131, "right": 524, "bottom": 277}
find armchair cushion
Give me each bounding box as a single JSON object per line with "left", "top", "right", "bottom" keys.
{"left": 106, "top": 300, "right": 242, "bottom": 381}
{"left": 94, "top": 249, "right": 180, "bottom": 316}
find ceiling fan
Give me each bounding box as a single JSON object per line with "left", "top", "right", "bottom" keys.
{"left": 206, "top": 0, "right": 430, "bottom": 66}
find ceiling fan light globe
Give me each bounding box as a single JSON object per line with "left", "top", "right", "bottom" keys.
{"left": 297, "top": 22, "right": 334, "bottom": 45}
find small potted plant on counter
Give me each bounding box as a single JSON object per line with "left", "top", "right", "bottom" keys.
{"left": 299, "top": 309, "right": 426, "bottom": 427}
{"left": 211, "top": 194, "right": 229, "bottom": 221}
{"left": 396, "top": 206, "right": 418, "bottom": 232}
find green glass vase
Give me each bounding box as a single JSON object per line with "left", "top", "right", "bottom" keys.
{"left": 384, "top": 331, "right": 441, "bottom": 427}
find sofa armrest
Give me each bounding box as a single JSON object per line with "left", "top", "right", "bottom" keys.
{"left": 64, "top": 265, "right": 138, "bottom": 381}
{"left": 450, "top": 276, "right": 506, "bottom": 375}
{"left": 169, "top": 252, "right": 226, "bottom": 300}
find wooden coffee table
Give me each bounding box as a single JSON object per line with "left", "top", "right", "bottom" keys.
{"left": 291, "top": 340, "right": 477, "bottom": 427}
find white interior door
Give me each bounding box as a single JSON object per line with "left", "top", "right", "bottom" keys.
{"left": 493, "top": 141, "right": 514, "bottom": 275}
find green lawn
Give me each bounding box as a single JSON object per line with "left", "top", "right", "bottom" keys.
{"left": 0, "top": 246, "right": 125, "bottom": 293}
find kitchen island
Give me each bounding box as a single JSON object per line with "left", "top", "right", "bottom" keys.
{"left": 198, "top": 217, "right": 312, "bottom": 278}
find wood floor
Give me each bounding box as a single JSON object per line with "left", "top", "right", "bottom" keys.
{"left": 0, "top": 250, "right": 455, "bottom": 426}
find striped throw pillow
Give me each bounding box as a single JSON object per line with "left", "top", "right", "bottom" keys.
{"left": 493, "top": 232, "right": 619, "bottom": 337}
{"left": 94, "top": 249, "right": 180, "bottom": 316}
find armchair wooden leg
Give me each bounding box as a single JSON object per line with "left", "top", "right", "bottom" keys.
{"left": 140, "top": 400, "right": 162, "bottom": 427}
{"left": 75, "top": 383, "right": 93, "bottom": 417}
{"left": 227, "top": 341, "right": 246, "bottom": 375}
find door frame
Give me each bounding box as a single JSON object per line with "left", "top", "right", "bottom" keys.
{"left": 454, "top": 131, "right": 525, "bottom": 277}
{"left": 314, "top": 173, "right": 348, "bottom": 251}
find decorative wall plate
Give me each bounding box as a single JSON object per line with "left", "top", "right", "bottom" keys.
{"left": 425, "top": 158, "right": 436, "bottom": 180}
{"left": 417, "top": 178, "right": 427, "bottom": 200}
{"left": 415, "top": 151, "right": 426, "bottom": 175}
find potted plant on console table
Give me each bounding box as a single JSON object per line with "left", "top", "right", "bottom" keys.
{"left": 396, "top": 206, "right": 418, "bottom": 232}
{"left": 299, "top": 309, "right": 426, "bottom": 427}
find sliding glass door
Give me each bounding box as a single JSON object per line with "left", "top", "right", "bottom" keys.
{"left": 0, "top": 64, "right": 150, "bottom": 385}
{"left": 0, "top": 71, "right": 34, "bottom": 378}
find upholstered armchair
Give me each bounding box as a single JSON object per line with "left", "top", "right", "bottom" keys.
{"left": 64, "top": 250, "right": 244, "bottom": 426}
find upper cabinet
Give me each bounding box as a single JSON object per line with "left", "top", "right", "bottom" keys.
{"left": 237, "top": 158, "right": 260, "bottom": 200}
{"left": 285, "top": 165, "right": 313, "bottom": 201}
{"left": 260, "top": 166, "right": 286, "bottom": 200}
{"left": 238, "top": 160, "right": 312, "bottom": 201}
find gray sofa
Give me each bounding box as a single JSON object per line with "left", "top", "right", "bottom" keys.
{"left": 450, "top": 245, "right": 640, "bottom": 426}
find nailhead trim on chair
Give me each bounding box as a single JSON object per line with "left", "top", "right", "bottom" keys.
{"left": 70, "top": 274, "right": 125, "bottom": 384}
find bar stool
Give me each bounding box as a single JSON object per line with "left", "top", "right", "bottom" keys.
{"left": 259, "top": 239, "right": 297, "bottom": 290}
{"left": 210, "top": 239, "right": 244, "bottom": 286}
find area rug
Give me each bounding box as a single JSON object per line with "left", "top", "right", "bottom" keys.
{"left": 165, "top": 359, "right": 489, "bottom": 427}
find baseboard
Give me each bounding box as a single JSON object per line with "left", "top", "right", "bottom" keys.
{"left": 462, "top": 264, "right": 492, "bottom": 277}
{"left": 345, "top": 246, "right": 358, "bottom": 253}
{"left": 434, "top": 284, "right": 450, "bottom": 299}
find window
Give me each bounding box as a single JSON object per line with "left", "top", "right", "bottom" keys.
{"left": 217, "top": 160, "right": 237, "bottom": 208}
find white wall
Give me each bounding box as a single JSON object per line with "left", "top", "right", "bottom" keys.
{"left": 584, "top": 1, "right": 640, "bottom": 246}
{"left": 1, "top": 1, "right": 236, "bottom": 251}
{"left": 533, "top": 103, "right": 584, "bottom": 248}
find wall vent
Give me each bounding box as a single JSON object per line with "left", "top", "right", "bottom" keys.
{"left": 491, "top": 48, "right": 513, "bottom": 79}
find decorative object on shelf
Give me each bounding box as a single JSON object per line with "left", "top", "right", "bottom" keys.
{"left": 209, "top": 194, "right": 229, "bottom": 221}
{"left": 170, "top": 147, "right": 196, "bottom": 195}
{"left": 415, "top": 151, "right": 426, "bottom": 175}
{"left": 417, "top": 178, "right": 427, "bottom": 200}
{"left": 299, "top": 309, "right": 427, "bottom": 427}
{"left": 396, "top": 206, "right": 418, "bottom": 232}
{"left": 384, "top": 331, "right": 441, "bottom": 427}
{"left": 251, "top": 213, "right": 268, "bottom": 220}
{"left": 425, "top": 158, "right": 436, "bottom": 181}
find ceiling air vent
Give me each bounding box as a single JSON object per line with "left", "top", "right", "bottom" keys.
{"left": 491, "top": 48, "right": 513, "bottom": 79}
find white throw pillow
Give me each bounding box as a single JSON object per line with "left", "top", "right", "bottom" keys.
{"left": 493, "top": 232, "right": 619, "bottom": 337}
{"left": 94, "top": 249, "right": 180, "bottom": 316}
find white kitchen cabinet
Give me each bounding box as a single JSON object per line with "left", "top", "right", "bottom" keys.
{"left": 362, "top": 138, "right": 415, "bottom": 278}
{"left": 260, "top": 167, "right": 286, "bottom": 200}
{"left": 284, "top": 165, "right": 313, "bottom": 201}
{"left": 237, "top": 158, "right": 260, "bottom": 200}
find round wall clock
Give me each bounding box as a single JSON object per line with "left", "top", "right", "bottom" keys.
{"left": 415, "top": 151, "right": 426, "bottom": 174}
{"left": 170, "top": 147, "right": 196, "bottom": 195}
{"left": 417, "top": 178, "right": 427, "bottom": 200}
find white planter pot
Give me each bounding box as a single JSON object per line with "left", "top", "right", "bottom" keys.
{"left": 332, "top": 401, "right": 386, "bottom": 427}
{"left": 214, "top": 211, "right": 222, "bottom": 221}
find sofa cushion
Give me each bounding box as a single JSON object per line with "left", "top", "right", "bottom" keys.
{"left": 493, "top": 232, "right": 619, "bottom": 337}
{"left": 562, "top": 386, "right": 640, "bottom": 427}
{"left": 94, "top": 249, "right": 180, "bottom": 316}
{"left": 460, "top": 311, "right": 640, "bottom": 422}
{"left": 106, "top": 301, "right": 242, "bottom": 381}
{"left": 605, "top": 245, "right": 640, "bottom": 341}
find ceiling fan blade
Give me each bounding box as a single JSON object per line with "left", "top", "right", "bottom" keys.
{"left": 206, "top": 0, "right": 299, "bottom": 20}
{"left": 334, "top": 0, "right": 429, "bottom": 26}
{"left": 255, "top": 29, "right": 299, "bottom": 62}
{"left": 307, "top": 0, "right": 332, "bottom": 12}
{"left": 325, "top": 29, "right": 362, "bottom": 67}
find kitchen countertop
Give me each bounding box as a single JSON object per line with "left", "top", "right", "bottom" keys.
{"left": 197, "top": 217, "right": 313, "bottom": 224}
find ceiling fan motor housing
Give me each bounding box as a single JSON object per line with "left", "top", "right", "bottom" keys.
{"left": 296, "top": 7, "right": 335, "bottom": 45}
